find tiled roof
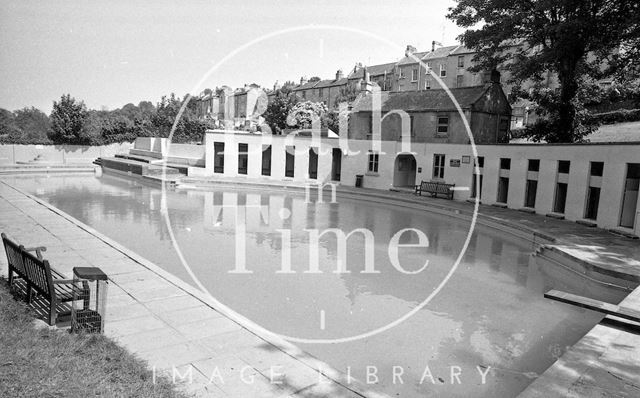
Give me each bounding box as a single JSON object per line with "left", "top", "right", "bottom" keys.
{"left": 314, "top": 78, "right": 349, "bottom": 88}
{"left": 348, "top": 62, "right": 397, "bottom": 79}
{"left": 421, "top": 45, "right": 460, "bottom": 61}
{"left": 292, "top": 81, "right": 320, "bottom": 91}
{"left": 396, "top": 51, "right": 429, "bottom": 66}
{"left": 449, "top": 45, "right": 475, "bottom": 55}
{"left": 351, "top": 85, "right": 489, "bottom": 112}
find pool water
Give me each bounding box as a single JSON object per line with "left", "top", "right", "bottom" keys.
{"left": 3, "top": 173, "right": 627, "bottom": 397}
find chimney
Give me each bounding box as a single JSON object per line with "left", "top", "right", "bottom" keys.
{"left": 360, "top": 67, "right": 372, "bottom": 93}
{"left": 405, "top": 45, "right": 417, "bottom": 57}
{"left": 335, "top": 69, "right": 344, "bottom": 80}
{"left": 432, "top": 40, "right": 443, "bottom": 52}
{"left": 300, "top": 76, "right": 308, "bottom": 85}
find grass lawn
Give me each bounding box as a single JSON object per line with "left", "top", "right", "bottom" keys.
{"left": 0, "top": 279, "right": 190, "bottom": 398}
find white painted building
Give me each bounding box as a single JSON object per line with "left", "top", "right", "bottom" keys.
{"left": 177, "top": 131, "right": 640, "bottom": 237}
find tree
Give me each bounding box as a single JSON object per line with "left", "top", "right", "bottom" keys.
{"left": 49, "top": 94, "right": 89, "bottom": 144}
{"left": 13, "top": 107, "right": 51, "bottom": 143}
{"left": 286, "top": 101, "right": 328, "bottom": 129}
{"left": 308, "top": 76, "right": 321, "bottom": 83}
{"left": 448, "top": 0, "right": 640, "bottom": 142}
{"left": 263, "top": 89, "right": 299, "bottom": 134}
{"left": 151, "top": 93, "right": 206, "bottom": 143}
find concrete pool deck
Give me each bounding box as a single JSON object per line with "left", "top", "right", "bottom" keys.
{"left": 1, "top": 174, "right": 639, "bottom": 397}
{"left": 0, "top": 180, "right": 386, "bottom": 398}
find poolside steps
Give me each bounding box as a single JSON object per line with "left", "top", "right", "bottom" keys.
{"left": 113, "top": 153, "right": 190, "bottom": 174}
{"left": 98, "top": 156, "right": 187, "bottom": 182}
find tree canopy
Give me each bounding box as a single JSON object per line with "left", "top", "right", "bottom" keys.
{"left": 263, "top": 88, "right": 299, "bottom": 134}
{"left": 448, "top": 0, "right": 640, "bottom": 142}
{"left": 48, "top": 94, "right": 90, "bottom": 144}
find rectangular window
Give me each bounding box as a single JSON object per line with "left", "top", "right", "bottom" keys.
{"left": 590, "top": 161, "right": 604, "bottom": 177}
{"left": 425, "top": 76, "right": 432, "bottom": 89}
{"left": 528, "top": 159, "right": 540, "bottom": 172}
{"left": 456, "top": 75, "right": 464, "bottom": 88}
{"left": 308, "top": 147, "right": 318, "bottom": 179}
{"left": 437, "top": 115, "right": 449, "bottom": 135}
{"left": 411, "top": 68, "right": 418, "bottom": 82}
{"left": 368, "top": 151, "right": 379, "bottom": 173}
{"left": 500, "top": 158, "right": 511, "bottom": 170}
{"left": 318, "top": 88, "right": 323, "bottom": 97}
{"left": 476, "top": 156, "right": 485, "bottom": 168}
{"left": 440, "top": 64, "right": 447, "bottom": 77}
{"left": 214, "top": 142, "right": 225, "bottom": 174}
{"left": 558, "top": 160, "right": 571, "bottom": 174}
{"left": 285, "top": 146, "right": 295, "bottom": 178}
{"left": 301, "top": 91, "right": 306, "bottom": 99}
{"left": 238, "top": 143, "right": 248, "bottom": 175}
{"left": 433, "top": 154, "right": 445, "bottom": 179}
{"left": 457, "top": 55, "right": 464, "bottom": 68}
{"left": 261, "top": 145, "right": 271, "bottom": 176}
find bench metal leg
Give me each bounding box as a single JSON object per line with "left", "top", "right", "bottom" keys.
{"left": 26, "top": 283, "right": 33, "bottom": 304}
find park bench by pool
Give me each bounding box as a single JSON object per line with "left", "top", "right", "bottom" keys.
{"left": 414, "top": 180, "right": 455, "bottom": 200}
{"left": 2, "top": 233, "right": 88, "bottom": 325}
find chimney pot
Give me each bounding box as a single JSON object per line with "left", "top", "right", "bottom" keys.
{"left": 405, "top": 45, "right": 417, "bottom": 57}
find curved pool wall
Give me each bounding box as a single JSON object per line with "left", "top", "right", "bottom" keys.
{"left": 1, "top": 172, "right": 631, "bottom": 398}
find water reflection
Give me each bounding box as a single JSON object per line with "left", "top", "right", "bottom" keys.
{"left": 5, "top": 173, "right": 628, "bottom": 398}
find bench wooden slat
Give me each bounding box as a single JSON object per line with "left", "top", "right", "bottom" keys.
{"left": 414, "top": 180, "right": 455, "bottom": 200}
{"left": 3, "top": 233, "right": 88, "bottom": 325}
{"left": 544, "top": 289, "right": 640, "bottom": 323}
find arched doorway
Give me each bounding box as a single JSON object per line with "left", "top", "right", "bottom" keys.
{"left": 393, "top": 154, "right": 417, "bottom": 187}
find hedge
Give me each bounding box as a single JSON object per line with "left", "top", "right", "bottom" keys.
{"left": 590, "top": 109, "right": 640, "bottom": 125}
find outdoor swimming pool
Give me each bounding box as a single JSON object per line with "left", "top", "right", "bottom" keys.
{"left": 3, "top": 173, "right": 628, "bottom": 397}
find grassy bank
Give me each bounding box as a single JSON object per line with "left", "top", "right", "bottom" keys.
{"left": 0, "top": 279, "right": 189, "bottom": 398}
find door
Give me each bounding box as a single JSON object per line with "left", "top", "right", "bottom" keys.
{"left": 620, "top": 164, "right": 640, "bottom": 228}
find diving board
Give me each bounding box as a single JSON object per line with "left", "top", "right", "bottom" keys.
{"left": 544, "top": 289, "right": 640, "bottom": 324}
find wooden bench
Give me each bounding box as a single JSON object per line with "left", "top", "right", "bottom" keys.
{"left": 414, "top": 180, "right": 455, "bottom": 200}
{"left": 2, "top": 233, "right": 46, "bottom": 289}
{"left": 2, "top": 233, "right": 88, "bottom": 325}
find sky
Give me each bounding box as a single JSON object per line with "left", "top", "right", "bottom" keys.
{"left": 0, "top": 0, "right": 463, "bottom": 113}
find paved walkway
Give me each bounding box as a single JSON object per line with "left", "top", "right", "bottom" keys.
{"left": 0, "top": 181, "right": 385, "bottom": 398}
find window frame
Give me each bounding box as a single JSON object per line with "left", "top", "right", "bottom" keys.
{"left": 439, "top": 64, "right": 447, "bottom": 77}
{"left": 457, "top": 55, "right": 464, "bottom": 68}
{"left": 411, "top": 68, "right": 418, "bottom": 82}
{"left": 367, "top": 151, "right": 380, "bottom": 174}
{"left": 433, "top": 154, "right": 446, "bottom": 179}
{"left": 436, "top": 114, "right": 449, "bottom": 135}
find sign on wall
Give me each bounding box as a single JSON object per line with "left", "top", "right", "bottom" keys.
{"left": 450, "top": 159, "right": 461, "bottom": 167}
